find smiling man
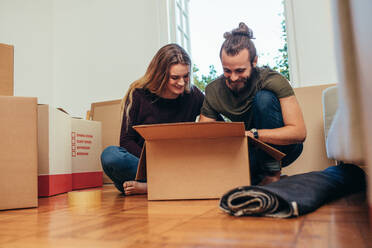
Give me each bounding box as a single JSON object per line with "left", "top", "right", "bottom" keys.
{"left": 199, "top": 22, "right": 306, "bottom": 185}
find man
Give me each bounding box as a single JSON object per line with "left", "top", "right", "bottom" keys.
{"left": 199, "top": 22, "right": 306, "bottom": 185}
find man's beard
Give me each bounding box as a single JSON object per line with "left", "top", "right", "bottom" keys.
{"left": 225, "top": 68, "right": 257, "bottom": 94}
{"left": 226, "top": 76, "right": 250, "bottom": 94}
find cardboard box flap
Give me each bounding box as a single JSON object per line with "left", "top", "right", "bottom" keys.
{"left": 135, "top": 143, "right": 147, "bottom": 181}
{"left": 133, "top": 122, "right": 245, "bottom": 140}
{"left": 57, "top": 107, "right": 69, "bottom": 115}
{"left": 248, "top": 136, "right": 286, "bottom": 161}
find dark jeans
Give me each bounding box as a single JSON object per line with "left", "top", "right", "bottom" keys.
{"left": 249, "top": 90, "right": 303, "bottom": 185}
{"left": 100, "top": 146, "right": 139, "bottom": 193}
{"left": 220, "top": 163, "right": 366, "bottom": 218}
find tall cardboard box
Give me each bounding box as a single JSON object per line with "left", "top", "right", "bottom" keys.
{"left": 282, "top": 84, "right": 337, "bottom": 176}
{"left": 0, "top": 43, "right": 14, "bottom": 96}
{"left": 0, "top": 96, "right": 38, "bottom": 210}
{"left": 90, "top": 99, "right": 122, "bottom": 183}
{"left": 71, "top": 119, "right": 103, "bottom": 190}
{"left": 134, "top": 122, "right": 284, "bottom": 200}
{"left": 38, "top": 105, "right": 72, "bottom": 196}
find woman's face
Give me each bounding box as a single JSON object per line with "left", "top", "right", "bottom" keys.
{"left": 161, "top": 64, "right": 189, "bottom": 99}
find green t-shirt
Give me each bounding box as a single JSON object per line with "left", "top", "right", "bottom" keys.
{"left": 201, "top": 67, "right": 294, "bottom": 130}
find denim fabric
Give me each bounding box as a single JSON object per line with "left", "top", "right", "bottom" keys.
{"left": 100, "top": 146, "right": 140, "bottom": 193}
{"left": 249, "top": 90, "right": 303, "bottom": 185}
{"left": 220, "top": 163, "right": 366, "bottom": 218}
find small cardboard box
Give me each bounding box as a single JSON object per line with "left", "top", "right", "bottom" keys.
{"left": 0, "top": 96, "right": 38, "bottom": 210}
{"left": 0, "top": 43, "right": 14, "bottom": 96}
{"left": 134, "top": 122, "right": 284, "bottom": 200}
{"left": 71, "top": 118, "right": 103, "bottom": 190}
{"left": 90, "top": 99, "right": 122, "bottom": 184}
{"left": 38, "top": 105, "right": 72, "bottom": 197}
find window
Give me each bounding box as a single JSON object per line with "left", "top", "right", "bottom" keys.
{"left": 169, "top": 0, "right": 191, "bottom": 54}
{"left": 188, "top": 0, "right": 287, "bottom": 81}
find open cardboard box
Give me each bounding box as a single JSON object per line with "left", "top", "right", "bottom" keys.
{"left": 90, "top": 99, "right": 122, "bottom": 184}
{"left": 71, "top": 118, "right": 102, "bottom": 190}
{"left": 38, "top": 105, "right": 103, "bottom": 196}
{"left": 38, "top": 105, "right": 72, "bottom": 196}
{"left": 134, "top": 122, "right": 284, "bottom": 200}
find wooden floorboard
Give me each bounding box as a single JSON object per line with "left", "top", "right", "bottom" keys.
{"left": 0, "top": 184, "right": 370, "bottom": 248}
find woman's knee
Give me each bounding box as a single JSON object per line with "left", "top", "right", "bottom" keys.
{"left": 101, "top": 146, "right": 122, "bottom": 169}
{"left": 101, "top": 146, "right": 138, "bottom": 171}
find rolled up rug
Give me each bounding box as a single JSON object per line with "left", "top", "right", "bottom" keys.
{"left": 220, "top": 163, "right": 366, "bottom": 218}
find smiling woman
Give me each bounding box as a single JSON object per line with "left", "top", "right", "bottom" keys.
{"left": 162, "top": 64, "right": 190, "bottom": 99}
{"left": 100, "top": 43, "right": 205, "bottom": 196}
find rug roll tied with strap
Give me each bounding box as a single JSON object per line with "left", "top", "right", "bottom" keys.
{"left": 220, "top": 163, "right": 366, "bottom": 218}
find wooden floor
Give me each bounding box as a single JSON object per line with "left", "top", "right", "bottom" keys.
{"left": 0, "top": 185, "right": 371, "bottom": 248}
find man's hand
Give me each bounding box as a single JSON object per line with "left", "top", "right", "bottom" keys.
{"left": 245, "top": 130, "right": 254, "bottom": 138}
{"left": 199, "top": 114, "right": 216, "bottom": 122}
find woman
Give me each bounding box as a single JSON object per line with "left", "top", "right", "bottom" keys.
{"left": 101, "top": 44, "right": 204, "bottom": 195}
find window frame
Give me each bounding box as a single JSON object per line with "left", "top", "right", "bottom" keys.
{"left": 169, "top": 0, "right": 191, "bottom": 55}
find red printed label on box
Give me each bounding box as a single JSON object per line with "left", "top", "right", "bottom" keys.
{"left": 71, "top": 132, "right": 76, "bottom": 157}
{"left": 71, "top": 132, "right": 94, "bottom": 157}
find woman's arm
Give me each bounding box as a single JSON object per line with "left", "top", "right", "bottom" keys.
{"left": 119, "top": 123, "right": 142, "bottom": 157}
{"left": 119, "top": 92, "right": 143, "bottom": 157}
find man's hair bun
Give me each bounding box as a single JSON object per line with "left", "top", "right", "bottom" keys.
{"left": 230, "top": 22, "right": 255, "bottom": 39}
{"left": 220, "top": 22, "right": 257, "bottom": 61}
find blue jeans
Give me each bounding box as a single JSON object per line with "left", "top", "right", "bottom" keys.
{"left": 249, "top": 90, "right": 303, "bottom": 185}
{"left": 100, "top": 146, "right": 140, "bottom": 193}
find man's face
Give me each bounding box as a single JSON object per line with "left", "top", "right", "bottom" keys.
{"left": 221, "top": 49, "right": 257, "bottom": 93}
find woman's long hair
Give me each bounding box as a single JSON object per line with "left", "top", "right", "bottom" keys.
{"left": 121, "top": 43, "right": 191, "bottom": 127}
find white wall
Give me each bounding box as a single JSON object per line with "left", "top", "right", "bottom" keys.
{"left": 285, "top": 0, "right": 339, "bottom": 87}
{"left": 0, "top": 0, "right": 54, "bottom": 105}
{"left": 0, "top": 0, "right": 170, "bottom": 117}
{"left": 1, "top": 0, "right": 340, "bottom": 114}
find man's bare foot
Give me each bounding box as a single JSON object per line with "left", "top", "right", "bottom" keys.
{"left": 123, "top": 181, "right": 147, "bottom": 195}
{"left": 258, "top": 171, "right": 281, "bottom": 186}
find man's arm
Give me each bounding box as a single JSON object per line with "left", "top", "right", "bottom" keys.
{"left": 199, "top": 114, "right": 216, "bottom": 122}
{"left": 247, "top": 95, "right": 306, "bottom": 145}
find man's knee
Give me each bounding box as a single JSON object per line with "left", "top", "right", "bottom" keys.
{"left": 281, "top": 143, "right": 303, "bottom": 168}
{"left": 252, "top": 90, "right": 283, "bottom": 129}
{"left": 254, "top": 90, "right": 279, "bottom": 114}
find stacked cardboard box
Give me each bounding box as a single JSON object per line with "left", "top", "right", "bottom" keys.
{"left": 0, "top": 43, "right": 13, "bottom": 96}
{"left": 282, "top": 84, "right": 337, "bottom": 176}
{"left": 0, "top": 97, "right": 38, "bottom": 210}
{"left": 0, "top": 44, "right": 38, "bottom": 210}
